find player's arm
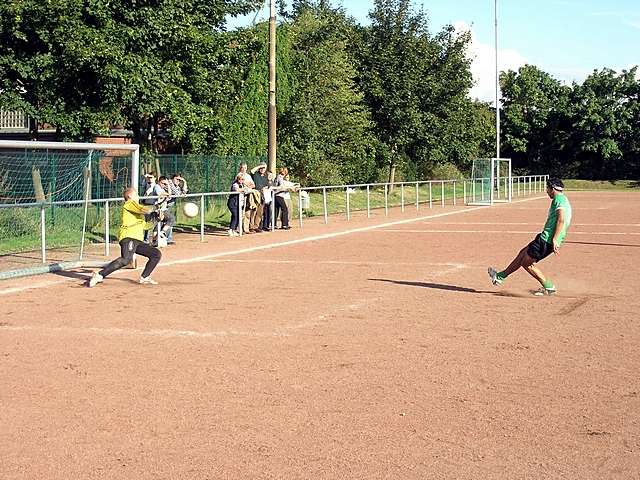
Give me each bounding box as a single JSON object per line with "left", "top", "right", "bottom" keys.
{"left": 126, "top": 201, "right": 160, "bottom": 215}
{"left": 552, "top": 208, "right": 565, "bottom": 254}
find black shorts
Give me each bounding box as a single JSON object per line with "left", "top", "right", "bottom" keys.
{"left": 526, "top": 233, "right": 554, "bottom": 262}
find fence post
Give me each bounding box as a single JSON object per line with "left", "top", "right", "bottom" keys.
{"left": 367, "top": 185, "right": 371, "bottom": 218}
{"left": 200, "top": 194, "right": 205, "bottom": 242}
{"left": 323, "top": 187, "right": 328, "bottom": 224}
{"left": 384, "top": 184, "right": 388, "bottom": 216}
{"left": 453, "top": 181, "right": 456, "bottom": 206}
{"left": 401, "top": 183, "right": 405, "bottom": 212}
{"left": 40, "top": 204, "right": 46, "bottom": 263}
{"left": 429, "top": 182, "right": 432, "bottom": 209}
{"left": 271, "top": 198, "right": 275, "bottom": 231}
{"left": 238, "top": 194, "right": 243, "bottom": 237}
{"left": 463, "top": 180, "right": 466, "bottom": 204}
{"left": 298, "top": 190, "right": 303, "bottom": 228}
{"left": 416, "top": 182, "right": 419, "bottom": 212}
{"left": 441, "top": 181, "right": 445, "bottom": 207}
{"left": 346, "top": 187, "right": 350, "bottom": 221}
{"left": 105, "top": 200, "right": 110, "bottom": 256}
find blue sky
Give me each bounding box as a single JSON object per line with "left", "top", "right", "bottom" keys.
{"left": 227, "top": 0, "right": 640, "bottom": 102}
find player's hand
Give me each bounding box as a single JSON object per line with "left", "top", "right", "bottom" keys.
{"left": 553, "top": 241, "right": 560, "bottom": 255}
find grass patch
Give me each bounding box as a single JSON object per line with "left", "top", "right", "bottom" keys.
{"left": 564, "top": 180, "right": 640, "bottom": 190}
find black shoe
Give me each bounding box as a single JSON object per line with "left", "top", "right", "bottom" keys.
{"left": 282, "top": 226, "right": 291, "bottom": 230}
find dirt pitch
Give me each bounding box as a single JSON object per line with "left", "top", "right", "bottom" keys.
{"left": 1, "top": 191, "right": 639, "bottom": 479}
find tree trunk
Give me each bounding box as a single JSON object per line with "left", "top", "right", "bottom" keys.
{"left": 32, "top": 166, "right": 46, "bottom": 203}
{"left": 388, "top": 162, "right": 397, "bottom": 193}
{"left": 387, "top": 144, "right": 398, "bottom": 193}
{"left": 28, "top": 117, "right": 38, "bottom": 141}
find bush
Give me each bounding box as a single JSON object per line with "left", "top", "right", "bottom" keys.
{"left": 0, "top": 207, "right": 39, "bottom": 238}
{"left": 429, "top": 162, "right": 464, "bottom": 180}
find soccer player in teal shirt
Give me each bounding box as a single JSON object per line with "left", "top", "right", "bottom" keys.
{"left": 488, "top": 178, "right": 572, "bottom": 295}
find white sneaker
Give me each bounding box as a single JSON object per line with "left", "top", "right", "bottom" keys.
{"left": 488, "top": 267, "right": 503, "bottom": 286}
{"left": 533, "top": 286, "right": 557, "bottom": 296}
{"left": 88, "top": 272, "right": 103, "bottom": 288}
{"left": 157, "top": 232, "right": 168, "bottom": 248}
{"left": 139, "top": 276, "right": 159, "bottom": 285}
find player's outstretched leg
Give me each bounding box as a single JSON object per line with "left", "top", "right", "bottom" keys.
{"left": 488, "top": 246, "right": 528, "bottom": 287}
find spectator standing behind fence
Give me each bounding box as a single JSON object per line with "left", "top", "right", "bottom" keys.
{"left": 250, "top": 162, "right": 269, "bottom": 232}
{"left": 170, "top": 174, "right": 188, "bottom": 196}
{"left": 227, "top": 174, "right": 247, "bottom": 236}
{"left": 162, "top": 174, "right": 188, "bottom": 245}
{"left": 143, "top": 174, "right": 172, "bottom": 246}
{"left": 156, "top": 176, "right": 177, "bottom": 245}
{"left": 238, "top": 163, "right": 255, "bottom": 233}
{"left": 261, "top": 171, "right": 276, "bottom": 231}
{"left": 275, "top": 168, "right": 297, "bottom": 230}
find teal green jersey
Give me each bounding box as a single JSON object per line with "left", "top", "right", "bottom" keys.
{"left": 540, "top": 193, "right": 572, "bottom": 246}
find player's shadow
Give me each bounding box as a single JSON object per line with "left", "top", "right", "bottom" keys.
{"left": 53, "top": 269, "right": 94, "bottom": 281}
{"left": 566, "top": 240, "right": 640, "bottom": 248}
{"left": 369, "top": 278, "right": 524, "bottom": 297}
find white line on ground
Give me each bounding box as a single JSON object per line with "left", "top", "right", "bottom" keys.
{"left": 383, "top": 230, "right": 640, "bottom": 235}
{"left": 203, "top": 259, "right": 470, "bottom": 267}
{"left": 421, "top": 222, "right": 640, "bottom": 227}
{"left": 1, "top": 324, "right": 291, "bottom": 338}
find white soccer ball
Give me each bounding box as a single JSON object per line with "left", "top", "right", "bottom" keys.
{"left": 182, "top": 202, "right": 199, "bottom": 218}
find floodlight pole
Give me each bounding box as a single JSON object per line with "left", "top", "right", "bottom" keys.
{"left": 268, "top": 0, "right": 277, "bottom": 174}
{"left": 495, "top": 0, "right": 500, "bottom": 160}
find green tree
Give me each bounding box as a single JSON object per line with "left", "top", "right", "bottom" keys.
{"left": 0, "top": 0, "right": 263, "bottom": 150}
{"left": 568, "top": 67, "right": 639, "bottom": 179}
{"left": 277, "top": 2, "right": 377, "bottom": 185}
{"left": 500, "top": 64, "right": 572, "bottom": 175}
{"left": 357, "top": 0, "right": 483, "bottom": 183}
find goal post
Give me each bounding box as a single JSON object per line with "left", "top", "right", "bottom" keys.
{"left": 0, "top": 140, "right": 140, "bottom": 188}
{"left": 0, "top": 140, "right": 140, "bottom": 264}
{"left": 467, "top": 157, "right": 511, "bottom": 206}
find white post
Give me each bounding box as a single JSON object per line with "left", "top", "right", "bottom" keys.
{"left": 40, "top": 204, "right": 46, "bottom": 263}
{"left": 401, "top": 183, "right": 405, "bottom": 212}
{"left": 200, "top": 195, "right": 205, "bottom": 242}
{"left": 384, "top": 184, "right": 388, "bottom": 216}
{"left": 323, "top": 187, "right": 328, "bottom": 224}
{"left": 415, "top": 182, "right": 419, "bottom": 211}
{"left": 298, "top": 191, "right": 303, "bottom": 228}
{"left": 429, "top": 182, "right": 432, "bottom": 208}
{"left": 453, "top": 181, "right": 457, "bottom": 206}
{"left": 463, "top": 180, "right": 466, "bottom": 204}
{"left": 269, "top": 197, "right": 274, "bottom": 231}
{"left": 131, "top": 147, "right": 140, "bottom": 189}
{"left": 346, "top": 187, "right": 350, "bottom": 221}
{"left": 367, "top": 185, "right": 371, "bottom": 218}
{"left": 104, "top": 200, "right": 110, "bottom": 256}
{"left": 238, "top": 194, "right": 243, "bottom": 236}
{"left": 441, "top": 181, "right": 445, "bottom": 207}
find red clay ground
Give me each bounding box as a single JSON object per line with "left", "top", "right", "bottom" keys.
{"left": 1, "top": 191, "right": 639, "bottom": 479}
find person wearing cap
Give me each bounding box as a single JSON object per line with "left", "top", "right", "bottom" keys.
{"left": 488, "top": 177, "right": 572, "bottom": 296}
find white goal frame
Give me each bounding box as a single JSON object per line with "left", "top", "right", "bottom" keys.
{"left": 467, "top": 157, "right": 512, "bottom": 206}
{"left": 0, "top": 140, "right": 140, "bottom": 187}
